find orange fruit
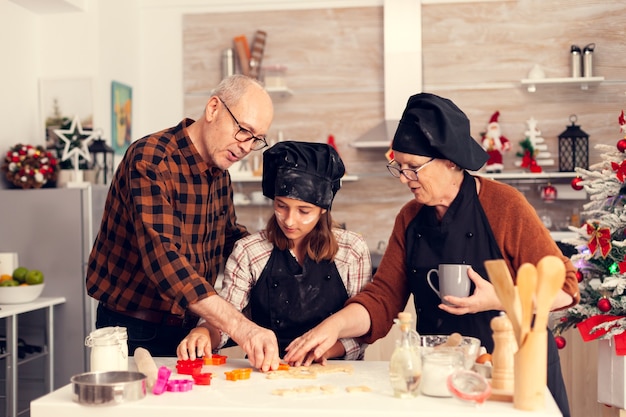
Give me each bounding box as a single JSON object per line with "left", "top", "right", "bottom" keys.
{"left": 476, "top": 353, "right": 492, "bottom": 364}
{"left": 0, "top": 274, "right": 13, "bottom": 283}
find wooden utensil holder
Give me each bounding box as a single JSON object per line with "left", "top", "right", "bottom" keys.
{"left": 513, "top": 329, "right": 547, "bottom": 411}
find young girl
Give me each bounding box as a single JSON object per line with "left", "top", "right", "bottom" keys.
{"left": 177, "top": 141, "right": 372, "bottom": 362}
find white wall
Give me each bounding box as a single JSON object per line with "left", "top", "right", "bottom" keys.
{"left": 0, "top": 0, "right": 140, "bottom": 182}
{"left": 0, "top": 0, "right": 42, "bottom": 144}
{"left": 0, "top": 0, "right": 379, "bottom": 167}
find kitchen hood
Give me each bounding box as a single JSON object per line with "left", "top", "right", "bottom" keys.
{"left": 351, "top": 0, "right": 422, "bottom": 149}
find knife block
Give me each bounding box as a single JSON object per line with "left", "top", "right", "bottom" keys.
{"left": 513, "top": 329, "right": 547, "bottom": 411}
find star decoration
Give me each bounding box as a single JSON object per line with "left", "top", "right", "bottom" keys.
{"left": 54, "top": 115, "right": 95, "bottom": 164}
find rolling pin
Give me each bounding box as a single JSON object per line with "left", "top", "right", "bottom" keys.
{"left": 134, "top": 347, "right": 159, "bottom": 389}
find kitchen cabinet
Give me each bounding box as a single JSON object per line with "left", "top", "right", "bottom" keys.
{"left": 1, "top": 297, "right": 65, "bottom": 417}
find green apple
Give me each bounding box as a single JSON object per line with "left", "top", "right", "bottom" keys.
{"left": 12, "top": 266, "right": 29, "bottom": 283}
{"left": 0, "top": 279, "right": 20, "bottom": 287}
{"left": 25, "top": 269, "right": 44, "bottom": 285}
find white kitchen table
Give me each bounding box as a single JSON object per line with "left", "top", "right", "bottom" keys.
{"left": 31, "top": 357, "right": 562, "bottom": 416}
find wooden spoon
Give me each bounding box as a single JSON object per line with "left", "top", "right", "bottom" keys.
{"left": 516, "top": 263, "right": 538, "bottom": 346}
{"left": 484, "top": 259, "right": 522, "bottom": 346}
{"left": 533, "top": 256, "right": 566, "bottom": 332}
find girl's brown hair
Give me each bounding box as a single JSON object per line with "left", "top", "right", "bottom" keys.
{"left": 265, "top": 210, "right": 339, "bottom": 263}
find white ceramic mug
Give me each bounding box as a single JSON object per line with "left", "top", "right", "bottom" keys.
{"left": 426, "top": 264, "right": 471, "bottom": 306}
{"left": 0, "top": 252, "right": 18, "bottom": 276}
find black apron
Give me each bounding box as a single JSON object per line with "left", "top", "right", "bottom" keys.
{"left": 405, "top": 171, "right": 570, "bottom": 417}
{"left": 249, "top": 247, "right": 348, "bottom": 357}
{"left": 406, "top": 171, "right": 500, "bottom": 351}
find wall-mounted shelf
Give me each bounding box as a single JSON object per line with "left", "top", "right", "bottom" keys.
{"left": 231, "top": 174, "right": 359, "bottom": 183}
{"left": 266, "top": 86, "right": 293, "bottom": 99}
{"left": 521, "top": 76, "right": 604, "bottom": 92}
{"left": 475, "top": 171, "right": 578, "bottom": 180}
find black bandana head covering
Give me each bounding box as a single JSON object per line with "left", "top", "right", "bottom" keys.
{"left": 262, "top": 141, "right": 345, "bottom": 209}
{"left": 391, "top": 93, "right": 488, "bottom": 171}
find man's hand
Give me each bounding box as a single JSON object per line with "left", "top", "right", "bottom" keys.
{"left": 177, "top": 325, "right": 212, "bottom": 360}
{"left": 189, "top": 295, "right": 280, "bottom": 372}
{"left": 229, "top": 321, "right": 281, "bottom": 372}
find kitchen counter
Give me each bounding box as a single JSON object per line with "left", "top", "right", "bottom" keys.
{"left": 31, "top": 357, "right": 562, "bottom": 416}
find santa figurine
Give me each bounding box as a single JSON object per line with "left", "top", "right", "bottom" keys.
{"left": 481, "top": 111, "right": 511, "bottom": 173}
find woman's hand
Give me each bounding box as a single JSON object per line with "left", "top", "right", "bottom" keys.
{"left": 177, "top": 325, "right": 212, "bottom": 360}
{"left": 439, "top": 267, "right": 502, "bottom": 315}
{"left": 283, "top": 319, "right": 342, "bottom": 366}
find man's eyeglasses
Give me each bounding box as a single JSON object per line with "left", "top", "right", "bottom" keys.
{"left": 386, "top": 158, "right": 435, "bottom": 181}
{"left": 218, "top": 97, "right": 268, "bottom": 151}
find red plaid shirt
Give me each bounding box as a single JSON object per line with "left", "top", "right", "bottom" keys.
{"left": 86, "top": 119, "right": 248, "bottom": 316}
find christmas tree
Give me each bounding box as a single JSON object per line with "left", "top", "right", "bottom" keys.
{"left": 552, "top": 110, "right": 626, "bottom": 354}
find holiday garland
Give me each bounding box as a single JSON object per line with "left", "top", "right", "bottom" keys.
{"left": 552, "top": 111, "right": 626, "bottom": 354}
{"left": 1, "top": 144, "right": 59, "bottom": 189}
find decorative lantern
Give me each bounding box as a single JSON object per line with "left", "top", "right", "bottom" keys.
{"left": 88, "top": 138, "right": 115, "bottom": 184}
{"left": 558, "top": 114, "right": 589, "bottom": 172}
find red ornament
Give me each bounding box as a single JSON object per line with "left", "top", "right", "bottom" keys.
{"left": 541, "top": 183, "right": 557, "bottom": 203}
{"left": 598, "top": 297, "right": 611, "bottom": 312}
{"left": 617, "top": 139, "right": 626, "bottom": 153}
{"left": 576, "top": 270, "right": 583, "bottom": 282}
{"left": 554, "top": 335, "right": 566, "bottom": 349}
{"left": 571, "top": 177, "right": 584, "bottom": 191}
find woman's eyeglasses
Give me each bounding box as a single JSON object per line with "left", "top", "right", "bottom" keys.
{"left": 386, "top": 158, "right": 435, "bottom": 181}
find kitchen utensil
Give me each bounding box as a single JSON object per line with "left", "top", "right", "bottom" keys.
{"left": 514, "top": 328, "right": 547, "bottom": 411}
{"left": 513, "top": 255, "right": 564, "bottom": 412}
{"left": 484, "top": 260, "right": 522, "bottom": 345}
{"left": 516, "top": 263, "right": 537, "bottom": 345}
{"left": 133, "top": 347, "right": 158, "bottom": 390}
{"left": 533, "top": 255, "right": 566, "bottom": 331}
{"left": 71, "top": 371, "right": 146, "bottom": 406}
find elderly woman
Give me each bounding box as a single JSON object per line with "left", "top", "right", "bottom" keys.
{"left": 284, "top": 93, "right": 579, "bottom": 417}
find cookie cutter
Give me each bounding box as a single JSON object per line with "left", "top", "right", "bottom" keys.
{"left": 176, "top": 358, "right": 204, "bottom": 375}
{"left": 224, "top": 368, "right": 252, "bottom": 381}
{"left": 203, "top": 354, "right": 228, "bottom": 365}
{"left": 191, "top": 370, "right": 213, "bottom": 385}
{"left": 153, "top": 366, "right": 172, "bottom": 395}
{"left": 167, "top": 379, "right": 194, "bottom": 392}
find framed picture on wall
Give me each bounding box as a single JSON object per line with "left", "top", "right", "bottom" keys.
{"left": 39, "top": 77, "right": 94, "bottom": 152}
{"left": 111, "top": 81, "right": 132, "bottom": 155}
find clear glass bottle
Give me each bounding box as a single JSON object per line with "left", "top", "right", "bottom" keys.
{"left": 389, "top": 312, "right": 421, "bottom": 398}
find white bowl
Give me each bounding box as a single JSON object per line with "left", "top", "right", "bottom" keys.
{"left": 420, "top": 334, "right": 481, "bottom": 369}
{"left": 0, "top": 283, "right": 45, "bottom": 304}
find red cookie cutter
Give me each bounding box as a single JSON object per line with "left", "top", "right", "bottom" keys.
{"left": 224, "top": 368, "right": 252, "bottom": 381}
{"left": 191, "top": 370, "right": 213, "bottom": 385}
{"left": 176, "top": 358, "right": 204, "bottom": 375}
{"left": 203, "top": 354, "right": 227, "bottom": 365}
